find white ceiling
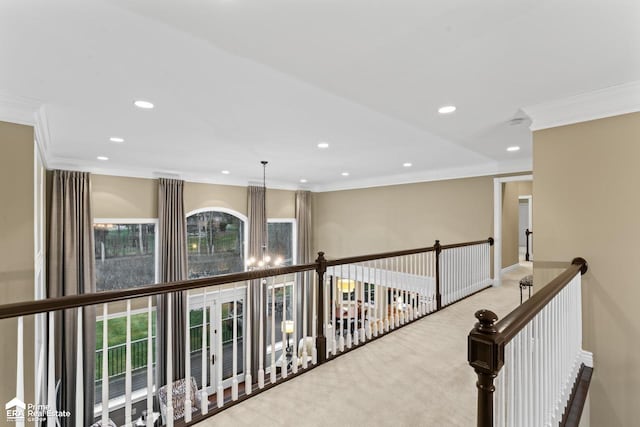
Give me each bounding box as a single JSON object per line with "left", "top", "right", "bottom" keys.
{"left": 1, "top": 0, "right": 639, "bottom": 191}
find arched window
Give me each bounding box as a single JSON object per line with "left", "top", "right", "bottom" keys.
{"left": 186, "top": 208, "right": 247, "bottom": 279}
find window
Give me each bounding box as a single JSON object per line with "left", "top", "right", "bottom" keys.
{"left": 267, "top": 219, "right": 296, "bottom": 266}
{"left": 187, "top": 209, "right": 246, "bottom": 279}
{"left": 93, "top": 219, "right": 159, "bottom": 413}
{"left": 94, "top": 220, "right": 158, "bottom": 291}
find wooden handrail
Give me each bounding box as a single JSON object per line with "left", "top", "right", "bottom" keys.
{"left": 325, "top": 245, "right": 436, "bottom": 267}
{"left": 495, "top": 258, "right": 584, "bottom": 343}
{"left": 441, "top": 238, "right": 494, "bottom": 251}
{"left": 0, "top": 262, "right": 317, "bottom": 320}
{"left": 0, "top": 237, "right": 495, "bottom": 320}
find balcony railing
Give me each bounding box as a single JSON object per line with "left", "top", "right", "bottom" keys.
{"left": 468, "top": 257, "right": 592, "bottom": 426}
{"left": 0, "top": 238, "right": 494, "bottom": 427}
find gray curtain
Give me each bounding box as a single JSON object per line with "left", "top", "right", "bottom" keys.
{"left": 295, "top": 190, "right": 313, "bottom": 342}
{"left": 247, "top": 185, "right": 266, "bottom": 380}
{"left": 48, "top": 170, "right": 96, "bottom": 426}
{"left": 156, "top": 178, "right": 188, "bottom": 389}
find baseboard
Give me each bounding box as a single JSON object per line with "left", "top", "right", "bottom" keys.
{"left": 501, "top": 263, "right": 520, "bottom": 274}
{"left": 579, "top": 350, "right": 594, "bottom": 368}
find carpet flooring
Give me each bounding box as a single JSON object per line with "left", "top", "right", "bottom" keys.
{"left": 196, "top": 264, "right": 532, "bottom": 427}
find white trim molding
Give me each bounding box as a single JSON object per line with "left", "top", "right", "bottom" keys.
{"left": 500, "top": 263, "right": 521, "bottom": 274}
{"left": 523, "top": 80, "right": 640, "bottom": 131}
{"left": 579, "top": 350, "right": 594, "bottom": 368}
{"left": 493, "top": 174, "right": 533, "bottom": 286}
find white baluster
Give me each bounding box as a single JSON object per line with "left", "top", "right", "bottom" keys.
{"left": 281, "top": 279, "right": 288, "bottom": 379}
{"left": 301, "top": 272, "right": 308, "bottom": 369}
{"left": 125, "top": 300, "right": 132, "bottom": 425}
{"left": 146, "top": 297, "right": 154, "bottom": 426}
{"left": 246, "top": 279, "right": 253, "bottom": 393}
{"left": 15, "top": 316, "right": 24, "bottom": 427}
{"left": 166, "top": 294, "right": 174, "bottom": 427}
{"left": 291, "top": 275, "right": 298, "bottom": 374}
{"left": 200, "top": 289, "right": 208, "bottom": 414}
{"left": 184, "top": 294, "right": 192, "bottom": 422}
{"left": 258, "top": 278, "right": 265, "bottom": 388}
{"left": 47, "top": 312, "right": 55, "bottom": 427}
{"left": 102, "top": 304, "right": 109, "bottom": 427}
{"left": 270, "top": 278, "right": 276, "bottom": 384}
{"left": 231, "top": 282, "right": 238, "bottom": 400}
{"left": 216, "top": 289, "right": 224, "bottom": 409}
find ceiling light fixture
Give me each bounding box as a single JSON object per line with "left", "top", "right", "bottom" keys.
{"left": 507, "top": 146, "right": 521, "bottom": 152}
{"left": 221, "top": 170, "right": 230, "bottom": 175}
{"left": 300, "top": 179, "right": 308, "bottom": 183}
{"left": 134, "top": 100, "right": 154, "bottom": 109}
{"left": 109, "top": 137, "right": 124, "bottom": 143}
{"left": 246, "top": 161, "right": 283, "bottom": 269}
{"left": 97, "top": 156, "right": 109, "bottom": 161}
{"left": 438, "top": 105, "right": 456, "bottom": 114}
{"left": 403, "top": 162, "right": 412, "bottom": 168}
{"left": 317, "top": 142, "right": 329, "bottom": 149}
{"left": 341, "top": 172, "right": 350, "bottom": 177}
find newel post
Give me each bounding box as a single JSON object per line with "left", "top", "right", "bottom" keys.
{"left": 315, "top": 251, "right": 327, "bottom": 364}
{"left": 468, "top": 309, "right": 503, "bottom": 427}
{"left": 434, "top": 240, "right": 442, "bottom": 310}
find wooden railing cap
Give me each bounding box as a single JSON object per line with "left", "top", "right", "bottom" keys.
{"left": 474, "top": 310, "right": 498, "bottom": 334}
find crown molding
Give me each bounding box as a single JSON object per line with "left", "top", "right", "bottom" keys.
{"left": 0, "top": 93, "right": 51, "bottom": 167}
{"left": 310, "top": 158, "right": 532, "bottom": 193}
{"left": 523, "top": 80, "right": 640, "bottom": 131}
{"left": 0, "top": 93, "right": 40, "bottom": 126}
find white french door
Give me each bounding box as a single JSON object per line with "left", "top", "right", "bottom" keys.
{"left": 195, "top": 287, "right": 246, "bottom": 394}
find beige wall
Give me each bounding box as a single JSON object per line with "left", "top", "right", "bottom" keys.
{"left": 313, "top": 176, "right": 494, "bottom": 259}
{"left": 533, "top": 112, "right": 640, "bottom": 427}
{"left": 92, "top": 174, "right": 158, "bottom": 218}
{"left": 92, "top": 175, "right": 296, "bottom": 220}
{"left": 0, "top": 121, "right": 35, "bottom": 423}
{"left": 502, "top": 180, "right": 532, "bottom": 267}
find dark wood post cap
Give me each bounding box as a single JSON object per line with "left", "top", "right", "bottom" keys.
{"left": 315, "top": 251, "right": 326, "bottom": 262}
{"left": 474, "top": 309, "right": 498, "bottom": 334}
{"left": 488, "top": 237, "right": 494, "bottom": 246}
{"left": 571, "top": 257, "right": 588, "bottom": 275}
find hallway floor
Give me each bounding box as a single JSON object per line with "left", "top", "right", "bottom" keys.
{"left": 196, "top": 264, "right": 532, "bottom": 427}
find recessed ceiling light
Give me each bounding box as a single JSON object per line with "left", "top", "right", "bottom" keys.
{"left": 341, "top": 172, "right": 349, "bottom": 177}
{"left": 403, "top": 162, "right": 412, "bottom": 168}
{"left": 317, "top": 142, "right": 330, "bottom": 149}
{"left": 134, "top": 100, "right": 154, "bottom": 109}
{"left": 300, "top": 179, "right": 308, "bottom": 183}
{"left": 97, "top": 156, "right": 109, "bottom": 161}
{"left": 438, "top": 105, "right": 456, "bottom": 114}
{"left": 507, "top": 146, "right": 521, "bottom": 152}
{"left": 221, "top": 170, "right": 230, "bottom": 175}
{"left": 109, "top": 137, "right": 124, "bottom": 143}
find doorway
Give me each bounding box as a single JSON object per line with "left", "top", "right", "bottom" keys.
{"left": 518, "top": 196, "right": 532, "bottom": 262}
{"left": 189, "top": 286, "right": 246, "bottom": 394}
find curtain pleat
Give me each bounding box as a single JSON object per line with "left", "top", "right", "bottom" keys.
{"left": 247, "top": 185, "right": 266, "bottom": 380}
{"left": 48, "top": 170, "right": 96, "bottom": 426}
{"left": 156, "top": 178, "right": 188, "bottom": 390}
{"left": 295, "top": 190, "right": 313, "bottom": 343}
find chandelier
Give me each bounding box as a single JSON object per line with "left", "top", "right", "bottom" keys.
{"left": 246, "top": 160, "right": 283, "bottom": 269}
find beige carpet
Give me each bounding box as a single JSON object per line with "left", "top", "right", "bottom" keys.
{"left": 197, "top": 264, "right": 532, "bottom": 427}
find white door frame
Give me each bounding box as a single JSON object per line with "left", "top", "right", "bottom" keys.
{"left": 493, "top": 174, "right": 533, "bottom": 286}
{"left": 189, "top": 287, "right": 247, "bottom": 393}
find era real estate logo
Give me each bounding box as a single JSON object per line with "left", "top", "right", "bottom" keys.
{"left": 5, "top": 397, "right": 71, "bottom": 423}
{"left": 5, "top": 398, "right": 26, "bottom": 422}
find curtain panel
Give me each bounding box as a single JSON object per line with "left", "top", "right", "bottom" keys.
{"left": 48, "top": 170, "right": 96, "bottom": 426}
{"left": 247, "top": 185, "right": 266, "bottom": 380}
{"left": 156, "top": 178, "right": 188, "bottom": 390}
{"left": 295, "top": 190, "right": 313, "bottom": 343}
